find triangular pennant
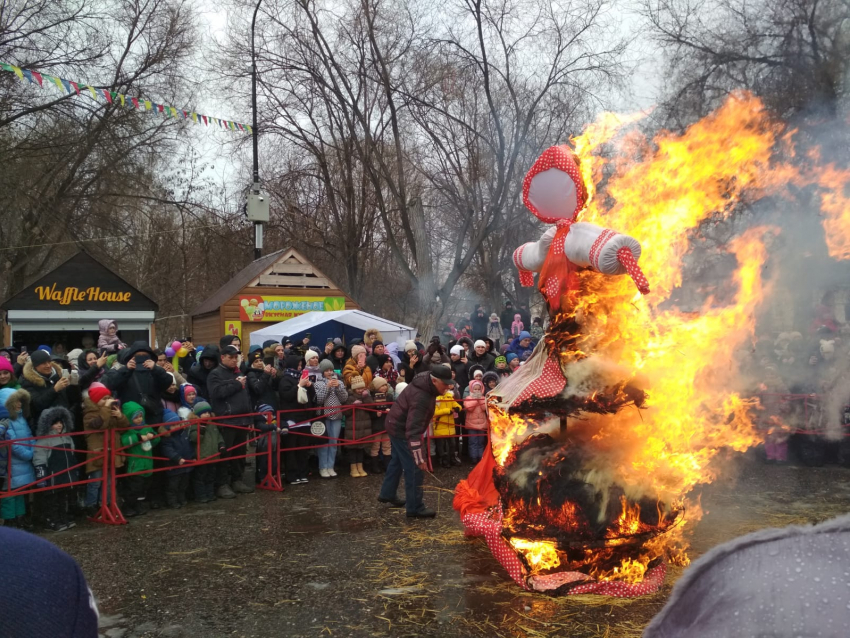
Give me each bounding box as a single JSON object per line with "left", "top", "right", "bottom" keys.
{"left": 131, "top": 97, "right": 139, "bottom": 109}
{"left": 118, "top": 93, "right": 125, "bottom": 106}
{"left": 30, "top": 71, "right": 42, "bottom": 86}
{"left": 60, "top": 78, "right": 72, "bottom": 93}
{"left": 169, "top": 106, "right": 177, "bottom": 118}
{"left": 86, "top": 85, "right": 97, "bottom": 99}
{"left": 158, "top": 104, "right": 164, "bottom": 114}
{"left": 12, "top": 65, "right": 23, "bottom": 81}
{"left": 0, "top": 62, "right": 11, "bottom": 72}
{"left": 144, "top": 100, "right": 152, "bottom": 111}
{"left": 22, "top": 69, "right": 34, "bottom": 84}
{"left": 202, "top": 115, "right": 208, "bottom": 125}
{"left": 103, "top": 89, "right": 112, "bottom": 103}
{"left": 246, "top": 125, "right": 252, "bottom": 134}
{"left": 70, "top": 81, "right": 80, "bottom": 94}
{"left": 51, "top": 75, "right": 64, "bottom": 91}
{"left": 191, "top": 112, "right": 197, "bottom": 123}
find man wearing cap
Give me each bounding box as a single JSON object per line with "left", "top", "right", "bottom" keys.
{"left": 207, "top": 344, "right": 255, "bottom": 498}
{"left": 20, "top": 349, "right": 71, "bottom": 425}
{"left": 378, "top": 364, "right": 455, "bottom": 518}
{"left": 466, "top": 340, "right": 496, "bottom": 374}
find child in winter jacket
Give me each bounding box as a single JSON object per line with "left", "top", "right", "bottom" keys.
{"left": 494, "top": 356, "right": 511, "bottom": 379}
{"left": 0, "top": 357, "right": 19, "bottom": 391}
{"left": 97, "top": 319, "right": 127, "bottom": 353}
{"left": 254, "top": 404, "right": 280, "bottom": 486}
{"left": 482, "top": 371, "right": 500, "bottom": 393}
{"left": 511, "top": 314, "right": 524, "bottom": 339}
{"left": 188, "top": 402, "right": 225, "bottom": 503}
{"left": 0, "top": 388, "right": 34, "bottom": 528}
{"left": 82, "top": 382, "right": 127, "bottom": 512}
{"left": 343, "top": 376, "right": 373, "bottom": 478}
{"left": 34, "top": 406, "right": 78, "bottom": 532}
{"left": 463, "top": 380, "right": 488, "bottom": 463}
{"left": 367, "top": 377, "right": 394, "bottom": 474}
{"left": 314, "top": 360, "right": 348, "bottom": 478}
{"left": 119, "top": 401, "right": 160, "bottom": 517}
{"left": 177, "top": 384, "right": 203, "bottom": 421}
{"left": 160, "top": 417, "right": 195, "bottom": 509}
{"left": 433, "top": 390, "right": 462, "bottom": 467}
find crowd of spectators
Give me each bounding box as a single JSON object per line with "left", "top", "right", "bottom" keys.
{"left": 0, "top": 304, "right": 541, "bottom": 531}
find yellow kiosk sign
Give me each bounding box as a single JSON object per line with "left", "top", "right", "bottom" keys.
{"left": 35, "top": 284, "right": 132, "bottom": 305}
{"left": 239, "top": 295, "right": 345, "bottom": 322}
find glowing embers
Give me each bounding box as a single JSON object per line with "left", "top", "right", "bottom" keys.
{"left": 496, "top": 433, "right": 682, "bottom": 584}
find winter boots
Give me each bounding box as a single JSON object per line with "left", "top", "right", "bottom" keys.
{"left": 350, "top": 463, "right": 367, "bottom": 478}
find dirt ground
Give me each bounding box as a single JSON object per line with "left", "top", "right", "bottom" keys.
{"left": 47, "top": 452, "right": 850, "bottom": 638}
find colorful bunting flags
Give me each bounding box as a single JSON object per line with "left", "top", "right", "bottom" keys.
{"left": 1, "top": 60, "right": 250, "bottom": 133}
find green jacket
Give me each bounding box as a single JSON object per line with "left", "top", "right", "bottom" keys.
{"left": 120, "top": 401, "right": 160, "bottom": 476}
{"left": 189, "top": 420, "right": 225, "bottom": 459}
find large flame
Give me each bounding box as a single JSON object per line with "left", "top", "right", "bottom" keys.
{"left": 497, "top": 93, "right": 850, "bottom": 582}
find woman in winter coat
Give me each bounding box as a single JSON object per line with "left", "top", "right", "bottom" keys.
{"left": 343, "top": 375, "right": 373, "bottom": 477}
{"left": 313, "top": 359, "right": 348, "bottom": 478}
{"left": 77, "top": 349, "right": 108, "bottom": 390}
{"left": 246, "top": 349, "right": 279, "bottom": 410}
{"left": 463, "top": 380, "right": 488, "bottom": 463}
{"left": 0, "top": 388, "right": 34, "bottom": 527}
{"left": 34, "top": 406, "right": 78, "bottom": 531}
{"left": 82, "top": 383, "right": 127, "bottom": 511}
{"left": 326, "top": 343, "right": 348, "bottom": 371}
{"left": 487, "top": 314, "right": 503, "bottom": 348}
{"left": 278, "top": 354, "right": 314, "bottom": 484}
{"left": 363, "top": 329, "right": 384, "bottom": 355}
{"left": 399, "top": 341, "right": 426, "bottom": 383}
{"left": 343, "top": 345, "right": 373, "bottom": 389}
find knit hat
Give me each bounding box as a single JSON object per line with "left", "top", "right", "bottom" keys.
{"left": 247, "top": 349, "right": 263, "bottom": 365}
{"left": 88, "top": 382, "right": 111, "bottom": 404}
{"left": 450, "top": 345, "right": 464, "bottom": 357}
{"left": 519, "top": 331, "right": 531, "bottom": 340}
{"left": 490, "top": 313, "right": 499, "bottom": 321}
{"left": 469, "top": 379, "right": 485, "bottom": 394}
{"left": 248, "top": 344, "right": 262, "bottom": 353}
{"left": 350, "top": 344, "right": 366, "bottom": 359}
{"left": 349, "top": 375, "right": 366, "bottom": 390}
{"left": 404, "top": 340, "right": 417, "bottom": 353}
{"left": 469, "top": 364, "right": 484, "bottom": 378}
{"left": 0, "top": 357, "right": 13, "bottom": 374}
{"left": 395, "top": 381, "right": 408, "bottom": 395}
{"left": 472, "top": 369, "right": 484, "bottom": 380}
{"left": 192, "top": 401, "right": 213, "bottom": 417}
{"left": 262, "top": 340, "right": 280, "bottom": 350}
{"left": 319, "top": 359, "right": 335, "bottom": 373}
{"left": 166, "top": 372, "right": 176, "bottom": 386}
{"left": 0, "top": 527, "right": 99, "bottom": 636}
{"left": 495, "top": 355, "right": 507, "bottom": 365}
{"left": 430, "top": 352, "right": 443, "bottom": 364}
{"left": 474, "top": 340, "right": 486, "bottom": 349}
{"left": 30, "top": 350, "right": 51, "bottom": 367}
{"left": 36, "top": 345, "right": 52, "bottom": 354}
{"left": 371, "top": 377, "right": 389, "bottom": 392}
{"left": 304, "top": 349, "right": 320, "bottom": 364}
{"left": 506, "top": 352, "right": 518, "bottom": 363}
{"left": 372, "top": 340, "right": 383, "bottom": 348}
{"left": 106, "top": 354, "right": 118, "bottom": 369}
{"left": 66, "top": 349, "right": 83, "bottom": 365}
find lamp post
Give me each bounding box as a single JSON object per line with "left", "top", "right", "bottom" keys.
{"left": 246, "top": 0, "right": 269, "bottom": 260}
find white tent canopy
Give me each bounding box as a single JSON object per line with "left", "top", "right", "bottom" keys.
{"left": 248, "top": 310, "right": 416, "bottom": 349}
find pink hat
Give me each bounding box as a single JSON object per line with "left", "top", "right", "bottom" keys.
{"left": 0, "top": 357, "right": 13, "bottom": 374}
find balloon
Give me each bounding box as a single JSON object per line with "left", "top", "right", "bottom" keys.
{"left": 165, "top": 347, "right": 176, "bottom": 358}
{"left": 177, "top": 347, "right": 188, "bottom": 358}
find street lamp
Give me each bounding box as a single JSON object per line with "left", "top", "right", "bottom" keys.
{"left": 246, "top": 0, "right": 269, "bottom": 260}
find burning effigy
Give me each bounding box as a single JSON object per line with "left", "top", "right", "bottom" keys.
{"left": 453, "top": 93, "right": 850, "bottom": 596}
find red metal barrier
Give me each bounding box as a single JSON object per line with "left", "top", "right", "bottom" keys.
{"left": 0, "top": 398, "right": 491, "bottom": 525}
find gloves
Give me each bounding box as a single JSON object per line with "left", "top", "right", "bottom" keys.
{"left": 35, "top": 465, "right": 48, "bottom": 488}
{"left": 411, "top": 442, "right": 425, "bottom": 466}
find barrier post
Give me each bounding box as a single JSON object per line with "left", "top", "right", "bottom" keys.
{"left": 257, "top": 411, "right": 283, "bottom": 491}
{"left": 91, "top": 428, "right": 126, "bottom": 525}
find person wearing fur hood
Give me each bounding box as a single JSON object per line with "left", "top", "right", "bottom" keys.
{"left": 34, "top": 406, "right": 78, "bottom": 531}
{"left": 0, "top": 388, "right": 34, "bottom": 527}
{"left": 363, "top": 329, "right": 384, "bottom": 355}
{"left": 20, "top": 349, "right": 71, "bottom": 426}
{"left": 343, "top": 344, "right": 373, "bottom": 389}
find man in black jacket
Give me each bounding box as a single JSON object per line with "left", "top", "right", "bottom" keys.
{"left": 470, "top": 307, "right": 489, "bottom": 340}
{"left": 186, "top": 345, "right": 220, "bottom": 400}
{"left": 500, "top": 301, "right": 515, "bottom": 346}
{"left": 207, "top": 345, "right": 255, "bottom": 498}
{"left": 378, "top": 365, "right": 454, "bottom": 518}
{"left": 102, "top": 342, "right": 172, "bottom": 424}
{"left": 20, "top": 350, "right": 71, "bottom": 426}
{"left": 466, "top": 340, "right": 496, "bottom": 374}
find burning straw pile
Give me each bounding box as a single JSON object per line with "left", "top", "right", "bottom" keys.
{"left": 455, "top": 92, "right": 850, "bottom": 595}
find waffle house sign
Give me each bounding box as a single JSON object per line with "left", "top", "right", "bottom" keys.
{"left": 34, "top": 284, "right": 132, "bottom": 305}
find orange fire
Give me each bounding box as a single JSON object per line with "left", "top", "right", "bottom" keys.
{"left": 496, "top": 93, "right": 850, "bottom": 583}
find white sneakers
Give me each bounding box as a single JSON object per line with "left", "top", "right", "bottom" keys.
{"left": 320, "top": 469, "right": 331, "bottom": 478}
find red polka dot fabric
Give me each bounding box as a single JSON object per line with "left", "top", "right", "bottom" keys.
{"left": 616, "top": 247, "right": 651, "bottom": 295}
{"left": 522, "top": 146, "right": 587, "bottom": 223}
{"left": 515, "top": 351, "right": 566, "bottom": 404}
{"left": 513, "top": 245, "right": 535, "bottom": 287}
{"left": 461, "top": 505, "right": 668, "bottom": 597}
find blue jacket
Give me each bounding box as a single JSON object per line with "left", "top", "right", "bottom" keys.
{"left": 0, "top": 388, "right": 35, "bottom": 490}
{"left": 160, "top": 410, "right": 195, "bottom": 475}
{"left": 509, "top": 331, "right": 537, "bottom": 360}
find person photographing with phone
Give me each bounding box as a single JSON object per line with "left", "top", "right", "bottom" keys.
{"left": 378, "top": 364, "right": 455, "bottom": 518}
{"left": 206, "top": 344, "right": 255, "bottom": 498}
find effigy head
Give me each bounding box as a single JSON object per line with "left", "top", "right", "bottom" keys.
{"left": 522, "top": 145, "right": 588, "bottom": 224}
